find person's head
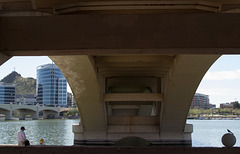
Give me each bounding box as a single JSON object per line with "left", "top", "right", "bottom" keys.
{"left": 20, "top": 126, "right": 25, "bottom": 131}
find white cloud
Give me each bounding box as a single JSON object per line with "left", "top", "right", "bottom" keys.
{"left": 204, "top": 69, "right": 240, "bottom": 80}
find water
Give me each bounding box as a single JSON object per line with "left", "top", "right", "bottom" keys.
{"left": 0, "top": 119, "right": 79, "bottom": 145}
{"left": 0, "top": 119, "right": 240, "bottom": 147}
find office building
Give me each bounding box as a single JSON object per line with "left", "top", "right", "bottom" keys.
{"left": 67, "top": 92, "right": 73, "bottom": 107}
{"left": 0, "top": 82, "right": 16, "bottom": 104}
{"left": 37, "top": 64, "right": 67, "bottom": 107}
{"left": 191, "top": 93, "right": 210, "bottom": 109}
{"left": 220, "top": 102, "right": 233, "bottom": 109}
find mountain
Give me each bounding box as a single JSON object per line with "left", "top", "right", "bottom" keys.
{"left": 1, "top": 71, "right": 21, "bottom": 83}
{"left": 0, "top": 71, "right": 36, "bottom": 95}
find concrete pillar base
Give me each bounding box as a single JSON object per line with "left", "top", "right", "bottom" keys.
{"left": 72, "top": 124, "right": 193, "bottom": 146}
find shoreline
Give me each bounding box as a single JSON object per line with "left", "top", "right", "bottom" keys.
{"left": 187, "top": 116, "right": 240, "bottom": 120}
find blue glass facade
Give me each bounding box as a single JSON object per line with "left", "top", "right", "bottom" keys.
{"left": 37, "top": 64, "right": 67, "bottom": 107}
{"left": 0, "top": 82, "right": 16, "bottom": 104}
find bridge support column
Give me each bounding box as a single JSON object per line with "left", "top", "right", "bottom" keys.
{"left": 32, "top": 112, "right": 39, "bottom": 120}
{"left": 51, "top": 55, "right": 106, "bottom": 145}
{"left": 184, "top": 124, "right": 193, "bottom": 142}
{"left": 57, "top": 107, "right": 60, "bottom": 118}
{"left": 5, "top": 110, "right": 12, "bottom": 120}
{"left": 19, "top": 111, "right": 25, "bottom": 120}
{"left": 159, "top": 55, "right": 220, "bottom": 144}
{"left": 34, "top": 106, "right": 39, "bottom": 120}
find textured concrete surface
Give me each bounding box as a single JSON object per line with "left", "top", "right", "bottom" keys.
{"left": 0, "top": 146, "right": 240, "bottom": 154}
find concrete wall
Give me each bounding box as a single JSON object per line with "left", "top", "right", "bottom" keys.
{"left": 0, "top": 146, "right": 239, "bottom": 154}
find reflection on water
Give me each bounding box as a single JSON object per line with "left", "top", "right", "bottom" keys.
{"left": 0, "top": 119, "right": 79, "bottom": 145}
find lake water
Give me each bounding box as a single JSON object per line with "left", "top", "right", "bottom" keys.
{"left": 0, "top": 119, "right": 240, "bottom": 147}
{"left": 0, "top": 119, "right": 79, "bottom": 145}
{"left": 187, "top": 119, "right": 240, "bottom": 147}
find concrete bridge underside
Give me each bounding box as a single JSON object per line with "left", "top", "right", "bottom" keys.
{"left": 1, "top": 1, "right": 240, "bottom": 145}
{"left": 51, "top": 54, "right": 219, "bottom": 145}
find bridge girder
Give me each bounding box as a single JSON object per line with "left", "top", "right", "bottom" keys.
{"left": 2, "top": 0, "right": 240, "bottom": 15}
{"left": 1, "top": 14, "right": 240, "bottom": 56}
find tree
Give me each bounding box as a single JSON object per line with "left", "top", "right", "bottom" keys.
{"left": 219, "top": 108, "right": 233, "bottom": 115}
{"left": 202, "top": 109, "right": 211, "bottom": 115}
{"left": 233, "top": 101, "right": 240, "bottom": 109}
{"left": 67, "top": 108, "right": 79, "bottom": 116}
{"left": 233, "top": 109, "right": 240, "bottom": 116}
{"left": 188, "top": 108, "right": 199, "bottom": 116}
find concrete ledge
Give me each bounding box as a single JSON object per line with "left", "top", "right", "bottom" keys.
{"left": 0, "top": 144, "right": 17, "bottom": 146}
{"left": 0, "top": 146, "right": 239, "bottom": 154}
{"left": 74, "top": 139, "right": 191, "bottom": 146}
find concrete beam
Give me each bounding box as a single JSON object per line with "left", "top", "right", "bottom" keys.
{"left": 108, "top": 116, "right": 160, "bottom": 125}
{"left": 104, "top": 93, "right": 163, "bottom": 101}
{"left": 0, "top": 52, "right": 11, "bottom": 66}
{"left": 1, "top": 14, "right": 240, "bottom": 55}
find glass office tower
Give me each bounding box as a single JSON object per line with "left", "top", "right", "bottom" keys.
{"left": 37, "top": 64, "right": 67, "bottom": 107}
{"left": 0, "top": 82, "right": 16, "bottom": 104}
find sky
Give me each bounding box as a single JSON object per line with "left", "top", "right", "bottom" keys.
{"left": 197, "top": 55, "right": 240, "bottom": 107}
{"left": 1, "top": 55, "right": 240, "bottom": 108}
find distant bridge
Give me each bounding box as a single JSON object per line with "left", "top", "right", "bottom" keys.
{"left": 0, "top": 104, "right": 70, "bottom": 120}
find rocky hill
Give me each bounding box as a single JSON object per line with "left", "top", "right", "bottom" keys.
{"left": 0, "top": 71, "right": 36, "bottom": 95}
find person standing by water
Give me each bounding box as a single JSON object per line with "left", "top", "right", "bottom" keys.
{"left": 17, "top": 126, "right": 27, "bottom": 146}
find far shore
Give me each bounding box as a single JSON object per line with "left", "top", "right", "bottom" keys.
{"left": 188, "top": 116, "right": 240, "bottom": 120}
